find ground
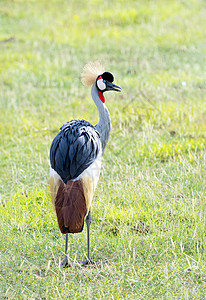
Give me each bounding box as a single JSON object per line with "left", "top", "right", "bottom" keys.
{"left": 0, "top": 0, "right": 206, "bottom": 298}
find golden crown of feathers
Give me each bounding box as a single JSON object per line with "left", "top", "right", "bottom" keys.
{"left": 81, "top": 61, "right": 104, "bottom": 87}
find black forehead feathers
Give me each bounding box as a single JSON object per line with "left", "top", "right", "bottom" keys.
{"left": 101, "top": 72, "right": 114, "bottom": 83}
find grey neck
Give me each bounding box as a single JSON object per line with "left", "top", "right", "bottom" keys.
{"left": 91, "top": 84, "right": 111, "bottom": 153}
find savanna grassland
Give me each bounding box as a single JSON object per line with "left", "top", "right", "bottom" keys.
{"left": 0, "top": 0, "right": 206, "bottom": 299}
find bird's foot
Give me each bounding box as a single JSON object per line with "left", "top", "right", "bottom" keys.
{"left": 82, "top": 258, "right": 95, "bottom": 266}
{"left": 61, "top": 256, "right": 71, "bottom": 268}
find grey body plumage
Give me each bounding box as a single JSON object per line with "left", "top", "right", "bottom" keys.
{"left": 50, "top": 119, "right": 101, "bottom": 184}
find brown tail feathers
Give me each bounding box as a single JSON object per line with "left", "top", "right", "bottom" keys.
{"left": 55, "top": 180, "right": 87, "bottom": 234}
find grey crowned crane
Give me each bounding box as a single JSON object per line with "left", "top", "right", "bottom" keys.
{"left": 49, "top": 62, "right": 121, "bottom": 267}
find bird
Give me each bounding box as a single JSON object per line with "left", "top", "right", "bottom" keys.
{"left": 49, "top": 61, "right": 121, "bottom": 267}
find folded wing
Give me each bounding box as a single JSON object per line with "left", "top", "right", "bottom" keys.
{"left": 50, "top": 120, "right": 101, "bottom": 183}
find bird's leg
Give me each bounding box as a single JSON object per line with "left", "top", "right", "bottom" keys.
{"left": 86, "top": 210, "right": 92, "bottom": 261}
{"left": 83, "top": 210, "right": 94, "bottom": 266}
{"left": 61, "top": 233, "right": 70, "bottom": 268}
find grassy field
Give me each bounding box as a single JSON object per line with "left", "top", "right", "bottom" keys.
{"left": 0, "top": 0, "right": 206, "bottom": 298}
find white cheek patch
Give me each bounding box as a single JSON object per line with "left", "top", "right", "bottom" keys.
{"left": 97, "top": 78, "right": 106, "bottom": 91}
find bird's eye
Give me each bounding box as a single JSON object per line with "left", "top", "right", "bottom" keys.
{"left": 103, "top": 80, "right": 106, "bottom": 84}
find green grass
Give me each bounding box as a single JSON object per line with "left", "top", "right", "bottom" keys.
{"left": 0, "top": 0, "right": 206, "bottom": 298}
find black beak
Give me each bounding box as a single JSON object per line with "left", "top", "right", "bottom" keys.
{"left": 106, "top": 82, "right": 122, "bottom": 92}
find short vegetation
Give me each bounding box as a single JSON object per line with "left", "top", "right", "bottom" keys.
{"left": 0, "top": 0, "right": 206, "bottom": 299}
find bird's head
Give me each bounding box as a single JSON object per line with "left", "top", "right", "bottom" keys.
{"left": 81, "top": 61, "right": 121, "bottom": 103}
{"left": 96, "top": 72, "right": 121, "bottom": 93}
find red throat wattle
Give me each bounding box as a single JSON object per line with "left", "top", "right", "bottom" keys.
{"left": 98, "top": 91, "right": 105, "bottom": 103}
